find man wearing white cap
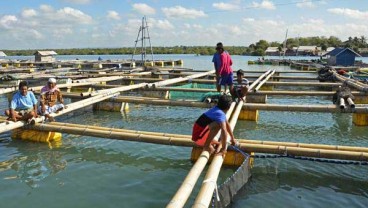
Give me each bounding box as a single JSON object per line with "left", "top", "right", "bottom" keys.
{"left": 39, "top": 78, "right": 65, "bottom": 121}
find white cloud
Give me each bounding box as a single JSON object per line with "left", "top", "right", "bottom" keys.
{"left": 132, "top": 3, "right": 156, "bottom": 15}
{"left": 162, "top": 6, "right": 207, "bottom": 19}
{"left": 147, "top": 18, "right": 174, "bottom": 30}
{"left": 21, "top": 9, "right": 38, "bottom": 18}
{"left": 52, "top": 28, "right": 73, "bottom": 39}
{"left": 107, "top": 11, "right": 121, "bottom": 20}
{"left": 0, "top": 15, "right": 18, "bottom": 29}
{"left": 40, "top": 4, "right": 54, "bottom": 13}
{"left": 212, "top": 2, "right": 238, "bottom": 11}
{"left": 251, "top": 0, "right": 275, "bottom": 10}
{"left": 62, "top": 0, "right": 91, "bottom": 4}
{"left": 29, "top": 29, "right": 44, "bottom": 39}
{"left": 54, "top": 7, "right": 93, "bottom": 24}
{"left": 327, "top": 8, "right": 368, "bottom": 20}
{"left": 296, "top": 0, "right": 315, "bottom": 8}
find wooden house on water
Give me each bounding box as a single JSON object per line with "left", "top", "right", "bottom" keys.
{"left": 325, "top": 48, "right": 361, "bottom": 66}
{"left": 34, "top": 51, "right": 57, "bottom": 62}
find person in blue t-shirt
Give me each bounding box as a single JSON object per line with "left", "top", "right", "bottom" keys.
{"left": 5, "top": 81, "right": 38, "bottom": 122}
{"left": 192, "top": 95, "right": 236, "bottom": 155}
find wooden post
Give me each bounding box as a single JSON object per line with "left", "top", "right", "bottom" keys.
{"left": 66, "top": 78, "right": 72, "bottom": 93}
{"left": 353, "top": 95, "right": 368, "bottom": 126}
{"left": 141, "top": 90, "right": 170, "bottom": 99}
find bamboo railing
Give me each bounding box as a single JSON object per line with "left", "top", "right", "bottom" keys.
{"left": 254, "top": 70, "right": 276, "bottom": 91}
{"left": 146, "top": 70, "right": 215, "bottom": 88}
{"left": 19, "top": 121, "right": 368, "bottom": 154}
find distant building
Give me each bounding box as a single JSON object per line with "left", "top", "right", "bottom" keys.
{"left": 0, "top": 51, "right": 7, "bottom": 57}
{"left": 320, "top": 47, "right": 335, "bottom": 56}
{"left": 324, "top": 47, "right": 361, "bottom": 66}
{"left": 293, "top": 46, "right": 321, "bottom": 56}
{"left": 358, "top": 48, "right": 368, "bottom": 56}
{"left": 265, "top": 47, "right": 280, "bottom": 56}
{"left": 34, "top": 51, "right": 57, "bottom": 62}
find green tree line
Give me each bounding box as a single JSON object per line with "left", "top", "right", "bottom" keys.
{"left": 2, "top": 36, "right": 367, "bottom": 56}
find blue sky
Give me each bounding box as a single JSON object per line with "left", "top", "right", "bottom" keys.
{"left": 0, "top": 0, "right": 367, "bottom": 49}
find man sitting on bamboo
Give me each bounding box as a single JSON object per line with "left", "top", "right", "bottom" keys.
{"left": 191, "top": 95, "right": 237, "bottom": 155}
{"left": 5, "top": 81, "right": 38, "bottom": 123}
{"left": 39, "top": 78, "right": 65, "bottom": 122}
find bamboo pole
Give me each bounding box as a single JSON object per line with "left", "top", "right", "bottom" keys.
{"left": 166, "top": 102, "right": 236, "bottom": 208}
{"left": 87, "top": 96, "right": 368, "bottom": 113}
{"left": 192, "top": 95, "right": 244, "bottom": 208}
{"left": 333, "top": 72, "right": 368, "bottom": 92}
{"left": 254, "top": 70, "right": 276, "bottom": 91}
{"left": 238, "top": 143, "right": 368, "bottom": 161}
{"left": 18, "top": 120, "right": 368, "bottom": 154}
{"left": 18, "top": 122, "right": 368, "bottom": 161}
{"left": 147, "top": 70, "right": 215, "bottom": 88}
{"left": 248, "top": 70, "right": 272, "bottom": 90}
{"left": 0, "top": 91, "right": 121, "bottom": 134}
{"left": 175, "top": 70, "right": 271, "bottom": 208}
{"left": 0, "top": 81, "right": 149, "bottom": 134}
{"left": 240, "top": 103, "right": 368, "bottom": 113}
{"left": 167, "top": 73, "right": 318, "bottom": 80}
{"left": 93, "top": 79, "right": 341, "bottom": 87}
{"left": 0, "top": 86, "right": 18, "bottom": 95}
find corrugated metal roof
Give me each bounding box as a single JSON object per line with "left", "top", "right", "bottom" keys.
{"left": 34, "top": 51, "right": 57, "bottom": 56}
{"left": 325, "top": 47, "right": 361, "bottom": 57}
{"left": 295, "top": 46, "right": 320, "bottom": 51}
{"left": 326, "top": 47, "right": 335, "bottom": 52}
{"left": 265, "top": 47, "right": 278, "bottom": 52}
{"left": 0, "top": 51, "right": 6, "bottom": 56}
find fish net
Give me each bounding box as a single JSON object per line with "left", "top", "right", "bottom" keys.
{"left": 169, "top": 83, "right": 220, "bottom": 101}
{"left": 212, "top": 146, "right": 252, "bottom": 208}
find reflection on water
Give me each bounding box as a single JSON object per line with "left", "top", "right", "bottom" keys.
{"left": 0, "top": 141, "right": 67, "bottom": 188}
{"left": 234, "top": 158, "right": 368, "bottom": 208}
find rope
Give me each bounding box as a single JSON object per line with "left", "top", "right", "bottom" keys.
{"left": 251, "top": 154, "right": 368, "bottom": 165}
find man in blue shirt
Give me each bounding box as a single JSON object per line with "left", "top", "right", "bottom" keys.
{"left": 192, "top": 95, "right": 236, "bottom": 155}
{"left": 5, "top": 81, "right": 38, "bottom": 122}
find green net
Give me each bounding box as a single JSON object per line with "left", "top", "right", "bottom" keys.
{"left": 169, "top": 83, "right": 220, "bottom": 101}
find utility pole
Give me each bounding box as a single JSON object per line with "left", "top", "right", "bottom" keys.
{"left": 131, "top": 16, "right": 154, "bottom": 66}
{"left": 282, "top": 29, "right": 288, "bottom": 59}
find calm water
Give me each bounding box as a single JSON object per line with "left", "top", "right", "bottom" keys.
{"left": 1, "top": 55, "right": 368, "bottom": 208}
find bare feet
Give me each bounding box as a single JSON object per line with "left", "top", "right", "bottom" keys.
{"left": 215, "top": 143, "right": 222, "bottom": 154}
{"left": 204, "top": 145, "right": 215, "bottom": 154}
{"left": 48, "top": 116, "right": 55, "bottom": 122}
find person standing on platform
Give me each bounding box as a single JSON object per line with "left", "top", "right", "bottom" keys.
{"left": 191, "top": 95, "right": 237, "bottom": 155}
{"left": 217, "top": 44, "right": 234, "bottom": 94}
{"left": 39, "top": 78, "right": 65, "bottom": 122}
{"left": 5, "top": 81, "right": 38, "bottom": 123}
{"left": 212, "top": 42, "right": 226, "bottom": 92}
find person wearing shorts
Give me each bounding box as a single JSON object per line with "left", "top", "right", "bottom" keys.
{"left": 192, "top": 95, "right": 236, "bottom": 155}
{"left": 38, "top": 78, "right": 66, "bottom": 122}
{"left": 217, "top": 45, "right": 234, "bottom": 94}
{"left": 5, "top": 81, "right": 38, "bottom": 123}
